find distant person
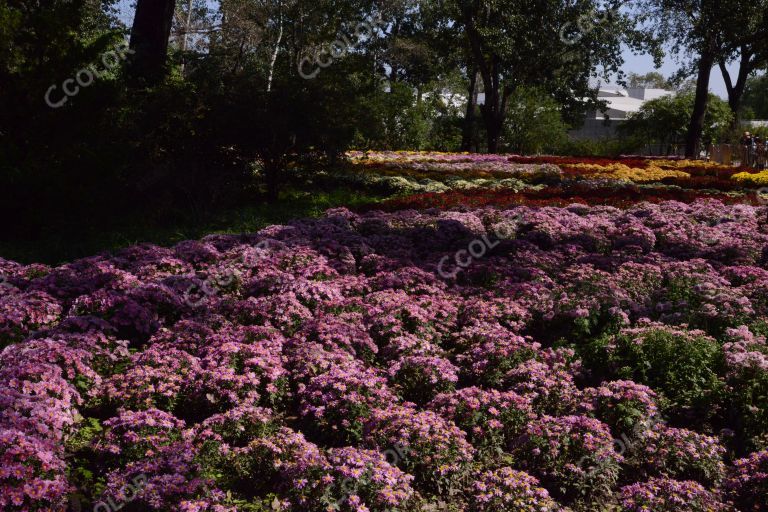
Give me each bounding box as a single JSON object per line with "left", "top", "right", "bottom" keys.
{"left": 740, "top": 132, "right": 753, "bottom": 166}
{"left": 756, "top": 136, "right": 766, "bottom": 169}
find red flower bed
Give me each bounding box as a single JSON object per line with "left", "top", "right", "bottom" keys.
{"left": 365, "top": 185, "right": 762, "bottom": 212}
{"left": 508, "top": 155, "right": 651, "bottom": 168}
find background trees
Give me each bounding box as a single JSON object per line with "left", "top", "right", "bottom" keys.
{"left": 638, "top": 0, "right": 725, "bottom": 157}
{"left": 0, "top": 0, "right": 762, "bottom": 250}
{"left": 714, "top": 0, "right": 768, "bottom": 124}
{"left": 446, "top": 0, "right": 648, "bottom": 152}
{"left": 619, "top": 91, "right": 733, "bottom": 151}
{"left": 639, "top": 0, "right": 768, "bottom": 154}
{"left": 627, "top": 71, "right": 673, "bottom": 89}
{"left": 742, "top": 73, "right": 768, "bottom": 120}
{"left": 503, "top": 87, "right": 569, "bottom": 154}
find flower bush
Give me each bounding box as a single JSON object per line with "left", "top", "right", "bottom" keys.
{"left": 387, "top": 355, "right": 459, "bottom": 404}
{"left": 733, "top": 169, "right": 768, "bottom": 186}
{"left": 725, "top": 450, "right": 768, "bottom": 511}
{"left": 0, "top": 428, "right": 69, "bottom": 510}
{"left": 505, "top": 359, "right": 583, "bottom": 416}
{"left": 319, "top": 447, "right": 416, "bottom": 512}
{"left": 470, "top": 467, "right": 564, "bottom": 512}
{"left": 363, "top": 405, "right": 475, "bottom": 494}
{"left": 590, "top": 323, "right": 724, "bottom": 414}
{"left": 97, "top": 408, "right": 185, "bottom": 462}
{"left": 515, "top": 415, "right": 623, "bottom": 506}
{"left": 722, "top": 326, "right": 768, "bottom": 450}
{"left": 566, "top": 162, "right": 691, "bottom": 182}
{"left": 581, "top": 380, "right": 660, "bottom": 434}
{"left": 628, "top": 423, "right": 727, "bottom": 487}
{"left": 619, "top": 478, "right": 729, "bottom": 512}
{"left": 3, "top": 198, "right": 768, "bottom": 510}
{"left": 454, "top": 327, "right": 539, "bottom": 387}
{"left": 428, "top": 387, "right": 534, "bottom": 452}
{"left": 298, "top": 357, "right": 396, "bottom": 444}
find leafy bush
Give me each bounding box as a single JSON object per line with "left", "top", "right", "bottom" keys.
{"left": 590, "top": 323, "right": 724, "bottom": 414}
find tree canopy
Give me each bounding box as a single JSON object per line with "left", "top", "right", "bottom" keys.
{"left": 619, "top": 91, "right": 733, "bottom": 148}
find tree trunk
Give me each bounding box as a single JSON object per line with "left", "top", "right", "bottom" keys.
{"left": 478, "top": 60, "right": 506, "bottom": 154}
{"left": 266, "top": 2, "right": 283, "bottom": 93}
{"left": 462, "top": 8, "right": 507, "bottom": 154}
{"left": 719, "top": 47, "right": 753, "bottom": 128}
{"left": 486, "top": 121, "right": 501, "bottom": 153}
{"left": 264, "top": 159, "right": 280, "bottom": 203}
{"left": 461, "top": 67, "right": 478, "bottom": 151}
{"left": 128, "top": 0, "right": 176, "bottom": 86}
{"left": 179, "top": 0, "right": 194, "bottom": 75}
{"left": 685, "top": 50, "right": 715, "bottom": 158}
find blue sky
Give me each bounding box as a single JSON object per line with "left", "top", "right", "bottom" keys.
{"left": 619, "top": 47, "right": 736, "bottom": 98}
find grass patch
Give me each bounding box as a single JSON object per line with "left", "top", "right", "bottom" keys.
{"left": 0, "top": 187, "right": 387, "bottom": 265}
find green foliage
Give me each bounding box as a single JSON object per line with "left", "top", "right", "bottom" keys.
{"left": 743, "top": 73, "right": 768, "bottom": 119}
{"left": 627, "top": 71, "right": 672, "bottom": 89}
{"left": 66, "top": 417, "right": 104, "bottom": 454}
{"left": 501, "top": 87, "right": 569, "bottom": 154}
{"left": 728, "top": 361, "right": 768, "bottom": 451}
{"left": 556, "top": 136, "right": 645, "bottom": 157}
{"left": 619, "top": 92, "right": 734, "bottom": 146}
{"left": 589, "top": 326, "right": 724, "bottom": 415}
{"left": 446, "top": 0, "right": 655, "bottom": 150}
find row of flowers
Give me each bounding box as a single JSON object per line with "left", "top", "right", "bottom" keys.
{"left": 346, "top": 151, "right": 768, "bottom": 195}
{"left": 369, "top": 182, "right": 766, "bottom": 212}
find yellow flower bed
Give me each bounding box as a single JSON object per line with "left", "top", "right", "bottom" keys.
{"left": 347, "top": 150, "right": 472, "bottom": 164}
{"left": 732, "top": 171, "right": 768, "bottom": 186}
{"left": 654, "top": 159, "right": 732, "bottom": 171}
{"left": 567, "top": 163, "right": 690, "bottom": 182}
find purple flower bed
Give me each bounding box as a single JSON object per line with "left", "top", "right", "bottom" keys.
{"left": 2, "top": 199, "right": 768, "bottom": 510}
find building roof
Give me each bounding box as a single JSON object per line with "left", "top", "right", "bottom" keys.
{"left": 431, "top": 87, "right": 674, "bottom": 120}
{"left": 592, "top": 87, "right": 673, "bottom": 120}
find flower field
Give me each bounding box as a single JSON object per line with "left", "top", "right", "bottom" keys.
{"left": 346, "top": 151, "right": 766, "bottom": 209}
{"left": 3, "top": 152, "right": 768, "bottom": 511}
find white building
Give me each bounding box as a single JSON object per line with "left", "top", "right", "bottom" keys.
{"left": 427, "top": 86, "right": 676, "bottom": 142}
{"left": 569, "top": 87, "right": 673, "bottom": 140}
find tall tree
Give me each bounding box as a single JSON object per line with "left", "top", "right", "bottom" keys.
{"left": 448, "top": 0, "right": 651, "bottom": 153}
{"left": 127, "top": 0, "right": 176, "bottom": 85}
{"left": 620, "top": 91, "right": 733, "bottom": 151}
{"left": 198, "top": 0, "right": 384, "bottom": 199}
{"left": 461, "top": 66, "right": 479, "bottom": 151}
{"left": 686, "top": 38, "right": 717, "bottom": 157}
{"left": 640, "top": 0, "right": 740, "bottom": 155}
{"left": 716, "top": 1, "right": 768, "bottom": 123}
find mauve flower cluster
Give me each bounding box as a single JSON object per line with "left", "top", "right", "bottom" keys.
{"left": 516, "top": 414, "right": 623, "bottom": 506}
{"left": 629, "top": 423, "right": 727, "bottom": 487}
{"left": 619, "top": 477, "right": 730, "bottom": 511}
{"left": 725, "top": 450, "right": 768, "bottom": 511}
{"left": 2, "top": 199, "right": 768, "bottom": 510}
{"left": 581, "top": 380, "right": 659, "bottom": 432}
{"left": 470, "top": 467, "right": 564, "bottom": 511}
{"left": 427, "top": 386, "right": 534, "bottom": 451}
